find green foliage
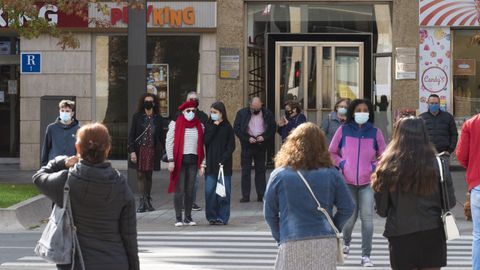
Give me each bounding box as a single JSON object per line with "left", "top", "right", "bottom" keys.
{"left": 0, "top": 0, "right": 145, "bottom": 49}
{"left": 0, "top": 183, "right": 40, "bottom": 208}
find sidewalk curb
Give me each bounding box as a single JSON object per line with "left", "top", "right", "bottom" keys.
{"left": 0, "top": 195, "right": 50, "bottom": 232}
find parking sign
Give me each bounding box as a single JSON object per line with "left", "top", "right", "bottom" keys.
{"left": 21, "top": 52, "right": 42, "bottom": 74}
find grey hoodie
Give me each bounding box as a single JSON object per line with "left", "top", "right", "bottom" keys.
{"left": 41, "top": 118, "right": 80, "bottom": 166}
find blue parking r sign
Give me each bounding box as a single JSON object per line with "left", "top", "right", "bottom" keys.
{"left": 21, "top": 52, "right": 42, "bottom": 74}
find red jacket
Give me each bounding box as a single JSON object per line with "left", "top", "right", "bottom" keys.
{"left": 456, "top": 114, "right": 480, "bottom": 191}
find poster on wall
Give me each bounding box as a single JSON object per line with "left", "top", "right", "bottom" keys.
{"left": 419, "top": 27, "right": 451, "bottom": 113}
{"left": 147, "top": 64, "right": 169, "bottom": 117}
{"left": 396, "top": 47, "right": 417, "bottom": 80}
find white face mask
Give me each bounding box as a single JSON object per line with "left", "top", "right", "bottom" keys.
{"left": 354, "top": 112, "right": 369, "bottom": 125}
{"left": 337, "top": 107, "right": 347, "bottom": 115}
{"left": 60, "top": 112, "right": 72, "bottom": 122}
{"left": 184, "top": 111, "right": 195, "bottom": 121}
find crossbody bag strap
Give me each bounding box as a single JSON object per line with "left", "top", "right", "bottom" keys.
{"left": 65, "top": 171, "right": 86, "bottom": 270}
{"left": 296, "top": 170, "right": 340, "bottom": 235}
{"left": 435, "top": 156, "right": 450, "bottom": 212}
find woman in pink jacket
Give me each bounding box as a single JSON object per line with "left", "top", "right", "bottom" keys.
{"left": 328, "top": 99, "right": 386, "bottom": 267}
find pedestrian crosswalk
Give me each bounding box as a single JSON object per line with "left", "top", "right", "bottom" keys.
{"left": 0, "top": 232, "right": 474, "bottom": 270}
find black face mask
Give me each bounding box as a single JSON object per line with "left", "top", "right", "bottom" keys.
{"left": 252, "top": 109, "right": 261, "bottom": 115}
{"left": 285, "top": 110, "right": 292, "bottom": 117}
{"left": 144, "top": 101, "right": 154, "bottom": 110}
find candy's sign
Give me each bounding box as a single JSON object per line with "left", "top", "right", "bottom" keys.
{"left": 421, "top": 66, "right": 448, "bottom": 93}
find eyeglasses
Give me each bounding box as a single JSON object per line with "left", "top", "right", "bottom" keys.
{"left": 185, "top": 109, "right": 196, "bottom": 113}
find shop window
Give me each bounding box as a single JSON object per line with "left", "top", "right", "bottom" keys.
{"left": 453, "top": 30, "right": 480, "bottom": 128}
{"left": 374, "top": 56, "right": 392, "bottom": 141}
{"left": 95, "top": 35, "right": 199, "bottom": 160}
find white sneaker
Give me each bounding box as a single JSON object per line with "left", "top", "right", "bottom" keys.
{"left": 183, "top": 218, "right": 197, "bottom": 226}
{"left": 343, "top": 245, "right": 350, "bottom": 255}
{"left": 361, "top": 256, "right": 374, "bottom": 267}
{"left": 174, "top": 221, "right": 183, "bottom": 227}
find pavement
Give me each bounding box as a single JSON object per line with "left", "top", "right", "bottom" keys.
{"left": 0, "top": 163, "right": 473, "bottom": 234}
{"left": 0, "top": 164, "right": 475, "bottom": 269}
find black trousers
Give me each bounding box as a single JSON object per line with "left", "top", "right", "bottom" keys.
{"left": 240, "top": 145, "right": 267, "bottom": 199}
{"left": 174, "top": 154, "right": 198, "bottom": 220}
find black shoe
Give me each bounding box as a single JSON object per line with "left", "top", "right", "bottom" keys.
{"left": 209, "top": 220, "right": 216, "bottom": 225}
{"left": 136, "top": 196, "right": 147, "bottom": 213}
{"left": 192, "top": 203, "right": 202, "bottom": 211}
{"left": 257, "top": 196, "right": 263, "bottom": 202}
{"left": 240, "top": 197, "right": 250, "bottom": 203}
{"left": 183, "top": 217, "right": 197, "bottom": 226}
{"left": 146, "top": 194, "right": 155, "bottom": 212}
{"left": 216, "top": 219, "right": 225, "bottom": 225}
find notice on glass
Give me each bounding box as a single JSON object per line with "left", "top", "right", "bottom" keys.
{"left": 220, "top": 48, "right": 240, "bottom": 80}
{"left": 147, "top": 64, "right": 169, "bottom": 117}
{"left": 396, "top": 47, "right": 417, "bottom": 80}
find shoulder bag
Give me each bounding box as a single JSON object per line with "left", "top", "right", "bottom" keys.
{"left": 436, "top": 156, "right": 460, "bottom": 241}
{"left": 296, "top": 171, "right": 345, "bottom": 264}
{"left": 34, "top": 172, "right": 85, "bottom": 270}
{"left": 216, "top": 164, "right": 227, "bottom": 198}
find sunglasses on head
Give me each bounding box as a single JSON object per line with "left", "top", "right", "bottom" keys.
{"left": 185, "top": 109, "right": 196, "bottom": 113}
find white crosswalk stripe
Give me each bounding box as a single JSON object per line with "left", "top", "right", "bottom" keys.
{"left": 0, "top": 232, "right": 474, "bottom": 270}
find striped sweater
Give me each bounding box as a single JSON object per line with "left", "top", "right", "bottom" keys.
{"left": 166, "top": 120, "right": 205, "bottom": 163}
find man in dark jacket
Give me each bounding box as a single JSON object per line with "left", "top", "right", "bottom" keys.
{"left": 419, "top": 94, "right": 458, "bottom": 155}
{"left": 41, "top": 100, "right": 80, "bottom": 166}
{"left": 234, "top": 97, "right": 276, "bottom": 202}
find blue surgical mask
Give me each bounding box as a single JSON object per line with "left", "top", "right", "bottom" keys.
{"left": 429, "top": 104, "right": 440, "bottom": 113}
{"left": 337, "top": 107, "right": 347, "bottom": 115}
{"left": 211, "top": 113, "right": 220, "bottom": 121}
{"left": 60, "top": 112, "right": 72, "bottom": 122}
{"left": 184, "top": 111, "right": 195, "bottom": 121}
{"left": 354, "top": 112, "right": 369, "bottom": 125}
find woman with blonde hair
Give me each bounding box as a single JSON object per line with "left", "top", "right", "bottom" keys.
{"left": 264, "top": 122, "right": 354, "bottom": 270}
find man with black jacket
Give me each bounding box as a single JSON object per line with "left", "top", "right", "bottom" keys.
{"left": 234, "top": 97, "right": 276, "bottom": 202}
{"left": 419, "top": 94, "right": 458, "bottom": 155}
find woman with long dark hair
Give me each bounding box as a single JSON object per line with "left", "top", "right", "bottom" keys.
{"left": 265, "top": 122, "right": 354, "bottom": 270}
{"left": 372, "top": 117, "right": 456, "bottom": 270}
{"left": 204, "top": 101, "right": 236, "bottom": 225}
{"left": 328, "top": 98, "right": 386, "bottom": 267}
{"left": 128, "top": 93, "right": 169, "bottom": 213}
{"left": 33, "top": 123, "right": 139, "bottom": 270}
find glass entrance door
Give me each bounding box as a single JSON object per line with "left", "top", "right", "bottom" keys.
{"left": 275, "top": 42, "right": 363, "bottom": 147}
{"left": 275, "top": 42, "right": 363, "bottom": 122}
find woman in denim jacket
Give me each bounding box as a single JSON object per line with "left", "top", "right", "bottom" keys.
{"left": 328, "top": 99, "right": 386, "bottom": 267}
{"left": 264, "top": 122, "right": 354, "bottom": 270}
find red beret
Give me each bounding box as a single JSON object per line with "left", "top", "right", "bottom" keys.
{"left": 178, "top": 100, "right": 198, "bottom": 111}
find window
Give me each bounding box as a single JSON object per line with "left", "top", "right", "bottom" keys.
{"left": 95, "top": 35, "right": 200, "bottom": 159}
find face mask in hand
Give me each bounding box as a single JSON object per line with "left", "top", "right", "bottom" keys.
{"left": 354, "top": 112, "right": 369, "bottom": 125}
{"left": 60, "top": 112, "right": 72, "bottom": 122}
{"left": 184, "top": 111, "right": 195, "bottom": 121}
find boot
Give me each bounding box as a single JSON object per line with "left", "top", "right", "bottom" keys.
{"left": 146, "top": 194, "right": 155, "bottom": 212}
{"left": 136, "top": 195, "right": 147, "bottom": 213}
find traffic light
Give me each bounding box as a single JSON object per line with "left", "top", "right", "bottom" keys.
{"left": 294, "top": 61, "right": 301, "bottom": 87}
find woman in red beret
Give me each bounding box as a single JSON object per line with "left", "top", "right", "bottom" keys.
{"left": 166, "top": 100, "right": 205, "bottom": 227}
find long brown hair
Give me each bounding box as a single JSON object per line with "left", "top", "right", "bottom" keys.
{"left": 372, "top": 117, "right": 437, "bottom": 195}
{"left": 274, "top": 122, "right": 332, "bottom": 170}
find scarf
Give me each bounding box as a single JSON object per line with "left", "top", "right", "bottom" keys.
{"left": 168, "top": 114, "right": 204, "bottom": 193}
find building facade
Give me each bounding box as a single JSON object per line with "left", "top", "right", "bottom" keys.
{"left": 4, "top": 1, "right": 468, "bottom": 170}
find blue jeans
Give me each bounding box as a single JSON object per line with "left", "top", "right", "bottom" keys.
{"left": 205, "top": 174, "right": 232, "bottom": 224}
{"left": 343, "top": 184, "right": 374, "bottom": 257}
{"left": 472, "top": 185, "right": 480, "bottom": 270}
